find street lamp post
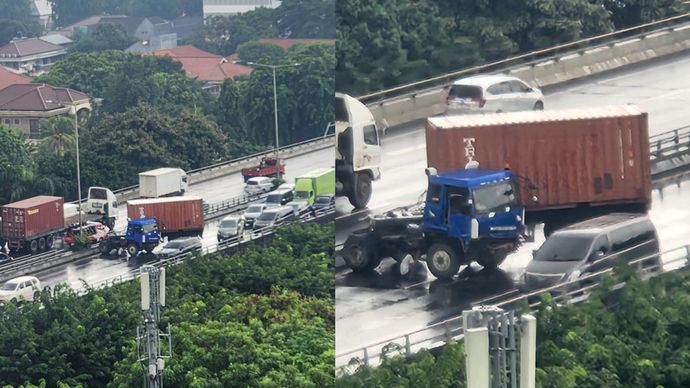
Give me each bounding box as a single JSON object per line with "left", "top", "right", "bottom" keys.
{"left": 246, "top": 62, "right": 300, "bottom": 160}
{"left": 74, "top": 111, "right": 83, "bottom": 236}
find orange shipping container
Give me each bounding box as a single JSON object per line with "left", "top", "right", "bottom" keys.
{"left": 425, "top": 105, "right": 651, "bottom": 212}
{"left": 127, "top": 196, "right": 204, "bottom": 235}
{"left": 1, "top": 196, "right": 64, "bottom": 251}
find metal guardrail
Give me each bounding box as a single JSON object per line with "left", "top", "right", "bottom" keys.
{"left": 335, "top": 242, "right": 690, "bottom": 372}
{"left": 355, "top": 13, "right": 690, "bottom": 103}
{"left": 67, "top": 134, "right": 335, "bottom": 205}
{"left": 74, "top": 204, "right": 336, "bottom": 294}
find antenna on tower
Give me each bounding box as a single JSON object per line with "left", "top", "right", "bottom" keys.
{"left": 137, "top": 265, "right": 172, "bottom": 388}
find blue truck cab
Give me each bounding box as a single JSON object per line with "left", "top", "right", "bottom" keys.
{"left": 421, "top": 167, "right": 525, "bottom": 278}
{"left": 99, "top": 218, "right": 162, "bottom": 257}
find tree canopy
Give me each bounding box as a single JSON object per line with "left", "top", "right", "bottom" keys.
{"left": 69, "top": 23, "right": 136, "bottom": 53}
{"left": 0, "top": 223, "right": 334, "bottom": 387}
{"left": 336, "top": 0, "right": 685, "bottom": 95}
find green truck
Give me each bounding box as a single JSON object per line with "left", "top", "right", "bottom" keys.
{"left": 293, "top": 168, "right": 335, "bottom": 206}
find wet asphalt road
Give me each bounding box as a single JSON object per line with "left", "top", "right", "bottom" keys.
{"left": 335, "top": 51, "right": 690, "bottom": 358}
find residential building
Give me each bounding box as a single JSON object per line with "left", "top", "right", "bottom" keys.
{"left": 30, "top": 0, "right": 53, "bottom": 30}
{"left": 202, "top": 0, "right": 282, "bottom": 18}
{"left": 0, "top": 66, "right": 32, "bottom": 92}
{"left": 171, "top": 15, "right": 203, "bottom": 42}
{"left": 0, "top": 84, "right": 91, "bottom": 139}
{"left": 39, "top": 34, "right": 74, "bottom": 48}
{"left": 150, "top": 45, "right": 253, "bottom": 94}
{"left": 0, "top": 38, "right": 67, "bottom": 74}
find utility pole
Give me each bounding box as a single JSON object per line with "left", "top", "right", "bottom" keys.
{"left": 137, "top": 266, "right": 172, "bottom": 388}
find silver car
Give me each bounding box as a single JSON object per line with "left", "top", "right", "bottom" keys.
{"left": 154, "top": 237, "right": 202, "bottom": 259}
{"left": 446, "top": 74, "right": 544, "bottom": 115}
{"left": 243, "top": 204, "right": 267, "bottom": 228}
{"left": 217, "top": 215, "right": 245, "bottom": 242}
{"left": 253, "top": 206, "right": 295, "bottom": 230}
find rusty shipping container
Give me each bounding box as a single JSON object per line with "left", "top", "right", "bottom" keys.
{"left": 426, "top": 105, "right": 651, "bottom": 213}
{"left": 127, "top": 196, "right": 204, "bottom": 235}
{"left": 1, "top": 196, "right": 64, "bottom": 251}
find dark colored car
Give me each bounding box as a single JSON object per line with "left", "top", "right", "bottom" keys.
{"left": 154, "top": 237, "right": 202, "bottom": 259}
{"left": 0, "top": 252, "right": 13, "bottom": 265}
{"left": 312, "top": 194, "right": 335, "bottom": 210}
{"left": 523, "top": 213, "right": 661, "bottom": 291}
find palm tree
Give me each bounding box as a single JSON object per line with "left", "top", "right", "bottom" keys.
{"left": 39, "top": 116, "right": 76, "bottom": 157}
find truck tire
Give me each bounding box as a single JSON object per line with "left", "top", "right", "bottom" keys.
{"left": 126, "top": 244, "right": 139, "bottom": 257}
{"left": 343, "top": 233, "right": 381, "bottom": 272}
{"left": 99, "top": 241, "right": 111, "bottom": 255}
{"left": 38, "top": 237, "right": 46, "bottom": 251}
{"left": 476, "top": 251, "right": 507, "bottom": 269}
{"left": 348, "top": 173, "right": 372, "bottom": 209}
{"left": 426, "top": 243, "right": 461, "bottom": 280}
{"left": 29, "top": 239, "right": 38, "bottom": 254}
{"left": 46, "top": 236, "right": 54, "bottom": 249}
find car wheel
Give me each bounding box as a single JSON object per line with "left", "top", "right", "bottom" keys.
{"left": 533, "top": 101, "right": 544, "bottom": 110}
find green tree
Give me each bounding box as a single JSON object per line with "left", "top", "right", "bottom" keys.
{"left": 70, "top": 23, "right": 136, "bottom": 53}
{"left": 38, "top": 116, "right": 76, "bottom": 157}
{"left": 0, "top": 0, "right": 42, "bottom": 45}
{"left": 236, "top": 41, "right": 287, "bottom": 65}
{"left": 274, "top": 0, "right": 336, "bottom": 38}
{"left": 0, "top": 125, "right": 35, "bottom": 204}
{"left": 604, "top": 0, "right": 684, "bottom": 29}
{"left": 192, "top": 9, "right": 279, "bottom": 55}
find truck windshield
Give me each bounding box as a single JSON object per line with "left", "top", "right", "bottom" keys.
{"left": 535, "top": 234, "right": 595, "bottom": 262}
{"left": 472, "top": 181, "right": 519, "bottom": 214}
{"left": 89, "top": 188, "right": 107, "bottom": 200}
{"left": 142, "top": 223, "right": 158, "bottom": 233}
{"left": 294, "top": 191, "right": 310, "bottom": 200}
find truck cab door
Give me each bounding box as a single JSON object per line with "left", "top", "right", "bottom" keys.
{"left": 422, "top": 183, "right": 446, "bottom": 233}
{"left": 352, "top": 123, "right": 382, "bottom": 176}
{"left": 446, "top": 188, "right": 472, "bottom": 241}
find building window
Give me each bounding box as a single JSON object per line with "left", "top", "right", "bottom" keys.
{"left": 14, "top": 119, "right": 19, "bottom": 124}
{"left": 29, "top": 119, "right": 40, "bottom": 139}
{"left": 3, "top": 119, "right": 9, "bottom": 125}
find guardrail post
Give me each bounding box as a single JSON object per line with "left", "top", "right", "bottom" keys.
{"left": 362, "top": 348, "right": 369, "bottom": 367}
{"left": 444, "top": 321, "right": 452, "bottom": 343}
{"left": 405, "top": 334, "right": 411, "bottom": 356}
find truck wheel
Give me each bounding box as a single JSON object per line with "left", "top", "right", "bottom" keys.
{"left": 126, "top": 244, "right": 139, "bottom": 256}
{"left": 426, "top": 243, "right": 461, "bottom": 280}
{"left": 29, "top": 240, "right": 38, "bottom": 254}
{"left": 38, "top": 238, "right": 46, "bottom": 251}
{"left": 476, "top": 252, "right": 507, "bottom": 269}
{"left": 99, "top": 241, "right": 112, "bottom": 255}
{"left": 46, "top": 236, "right": 54, "bottom": 249}
{"left": 349, "top": 174, "right": 372, "bottom": 209}
{"left": 343, "top": 233, "right": 381, "bottom": 272}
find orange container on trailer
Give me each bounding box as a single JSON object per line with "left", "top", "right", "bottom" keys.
{"left": 425, "top": 105, "right": 651, "bottom": 211}
{"left": 127, "top": 196, "right": 204, "bottom": 235}
{"left": 1, "top": 196, "right": 64, "bottom": 251}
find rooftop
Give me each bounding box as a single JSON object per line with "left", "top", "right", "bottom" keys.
{"left": 0, "top": 84, "right": 89, "bottom": 112}
{"left": 0, "top": 38, "right": 65, "bottom": 57}
{"left": 0, "top": 66, "right": 32, "bottom": 91}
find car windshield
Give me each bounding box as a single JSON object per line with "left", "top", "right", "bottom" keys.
{"left": 472, "top": 181, "right": 519, "bottom": 214}
{"left": 535, "top": 234, "right": 595, "bottom": 262}
{"left": 220, "top": 219, "right": 237, "bottom": 228}
{"left": 165, "top": 241, "right": 183, "bottom": 249}
{"left": 246, "top": 205, "right": 263, "bottom": 213}
{"left": 258, "top": 212, "right": 278, "bottom": 221}
{"left": 315, "top": 196, "right": 331, "bottom": 204}
{"left": 449, "top": 84, "right": 482, "bottom": 99}
{"left": 266, "top": 194, "right": 283, "bottom": 204}
{"left": 1, "top": 281, "right": 18, "bottom": 291}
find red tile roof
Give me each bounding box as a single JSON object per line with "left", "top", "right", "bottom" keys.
{"left": 0, "top": 66, "right": 31, "bottom": 91}
{"left": 256, "top": 39, "right": 335, "bottom": 50}
{"left": 176, "top": 58, "right": 252, "bottom": 82}
{"left": 0, "top": 84, "right": 88, "bottom": 112}
{"left": 152, "top": 45, "right": 219, "bottom": 59}
{"left": 0, "top": 38, "right": 65, "bottom": 57}
{"left": 150, "top": 45, "right": 252, "bottom": 82}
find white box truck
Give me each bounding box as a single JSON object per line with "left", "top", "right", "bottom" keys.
{"left": 139, "top": 168, "right": 188, "bottom": 198}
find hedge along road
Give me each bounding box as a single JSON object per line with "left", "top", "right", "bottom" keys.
{"left": 335, "top": 50, "right": 690, "bottom": 358}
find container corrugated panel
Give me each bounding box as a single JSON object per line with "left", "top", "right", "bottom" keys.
{"left": 127, "top": 196, "right": 203, "bottom": 233}
{"left": 425, "top": 105, "right": 651, "bottom": 211}
{"left": 1, "top": 196, "right": 64, "bottom": 239}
